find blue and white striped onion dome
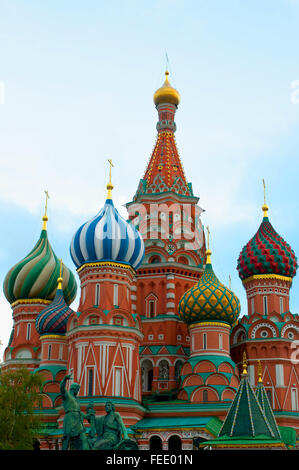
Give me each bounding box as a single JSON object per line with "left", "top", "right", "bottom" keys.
{"left": 70, "top": 198, "right": 145, "bottom": 270}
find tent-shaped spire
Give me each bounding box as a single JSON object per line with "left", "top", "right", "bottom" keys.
{"left": 255, "top": 361, "right": 281, "bottom": 440}
{"left": 218, "top": 353, "right": 276, "bottom": 439}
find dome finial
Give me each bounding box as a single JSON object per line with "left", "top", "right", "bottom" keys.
{"left": 42, "top": 190, "right": 50, "bottom": 230}
{"left": 107, "top": 159, "right": 114, "bottom": 200}
{"left": 262, "top": 178, "right": 269, "bottom": 218}
{"left": 242, "top": 351, "right": 248, "bottom": 376}
{"left": 258, "top": 360, "right": 263, "bottom": 383}
{"left": 57, "top": 258, "right": 63, "bottom": 290}
{"left": 206, "top": 225, "right": 212, "bottom": 264}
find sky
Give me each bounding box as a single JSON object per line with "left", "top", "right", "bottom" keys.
{"left": 1, "top": 0, "right": 299, "bottom": 359}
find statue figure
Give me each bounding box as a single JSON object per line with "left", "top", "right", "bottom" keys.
{"left": 60, "top": 374, "right": 89, "bottom": 450}
{"left": 85, "top": 401, "right": 138, "bottom": 450}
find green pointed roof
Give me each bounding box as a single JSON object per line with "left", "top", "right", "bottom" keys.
{"left": 255, "top": 379, "right": 281, "bottom": 440}
{"left": 218, "top": 373, "right": 276, "bottom": 439}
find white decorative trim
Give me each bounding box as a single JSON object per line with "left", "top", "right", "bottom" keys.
{"left": 251, "top": 323, "right": 277, "bottom": 339}
{"left": 281, "top": 324, "right": 299, "bottom": 338}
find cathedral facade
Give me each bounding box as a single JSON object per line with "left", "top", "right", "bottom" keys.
{"left": 1, "top": 71, "right": 299, "bottom": 450}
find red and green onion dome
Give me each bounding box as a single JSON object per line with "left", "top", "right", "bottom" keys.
{"left": 35, "top": 277, "right": 74, "bottom": 336}
{"left": 3, "top": 216, "right": 77, "bottom": 305}
{"left": 178, "top": 250, "right": 241, "bottom": 326}
{"left": 237, "top": 204, "right": 297, "bottom": 281}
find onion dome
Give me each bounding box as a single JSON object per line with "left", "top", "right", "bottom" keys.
{"left": 35, "top": 265, "right": 74, "bottom": 336}
{"left": 70, "top": 161, "right": 145, "bottom": 271}
{"left": 178, "top": 249, "right": 241, "bottom": 326}
{"left": 153, "top": 71, "right": 180, "bottom": 107}
{"left": 237, "top": 203, "right": 297, "bottom": 281}
{"left": 3, "top": 202, "right": 77, "bottom": 305}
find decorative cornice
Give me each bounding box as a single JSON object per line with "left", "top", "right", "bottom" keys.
{"left": 242, "top": 274, "right": 293, "bottom": 285}
{"left": 189, "top": 321, "right": 231, "bottom": 330}
{"left": 40, "top": 334, "right": 66, "bottom": 340}
{"left": 77, "top": 261, "right": 136, "bottom": 275}
{"left": 11, "top": 298, "right": 52, "bottom": 307}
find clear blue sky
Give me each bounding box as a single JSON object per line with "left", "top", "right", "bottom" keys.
{"left": 1, "top": 0, "right": 299, "bottom": 357}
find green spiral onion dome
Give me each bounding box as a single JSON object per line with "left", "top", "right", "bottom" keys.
{"left": 178, "top": 250, "right": 241, "bottom": 326}
{"left": 3, "top": 218, "right": 77, "bottom": 305}
{"left": 237, "top": 205, "right": 297, "bottom": 281}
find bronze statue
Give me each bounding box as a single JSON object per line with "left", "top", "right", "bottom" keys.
{"left": 85, "top": 401, "right": 138, "bottom": 450}
{"left": 60, "top": 374, "right": 89, "bottom": 450}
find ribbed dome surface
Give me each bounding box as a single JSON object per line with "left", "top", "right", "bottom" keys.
{"left": 178, "top": 260, "right": 241, "bottom": 326}
{"left": 70, "top": 198, "right": 145, "bottom": 270}
{"left": 3, "top": 229, "right": 77, "bottom": 305}
{"left": 237, "top": 216, "right": 297, "bottom": 281}
{"left": 35, "top": 287, "right": 74, "bottom": 336}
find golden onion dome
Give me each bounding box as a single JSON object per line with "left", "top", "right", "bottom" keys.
{"left": 153, "top": 71, "right": 181, "bottom": 107}
{"left": 178, "top": 250, "right": 241, "bottom": 326}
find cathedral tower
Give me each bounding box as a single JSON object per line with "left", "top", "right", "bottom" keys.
{"left": 126, "top": 71, "right": 206, "bottom": 398}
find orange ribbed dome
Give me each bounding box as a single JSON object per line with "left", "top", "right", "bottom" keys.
{"left": 153, "top": 71, "right": 180, "bottom": 107}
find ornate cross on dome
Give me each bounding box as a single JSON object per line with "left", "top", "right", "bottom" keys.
{"left": 42, "top": 190, "right": 50, "bottom": 230}
{"left": 107, "top": 159, "right": 114, "bottom": 199}
{"left": 206, "top": 226, "right": 210, "bottom": 250}
{"left": 262, "top": 178, "right": 269, "bottom": 218}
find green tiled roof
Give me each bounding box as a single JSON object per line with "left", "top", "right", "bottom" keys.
{"left": 256, "top": 380, "right": 281, "bottom": 440}
{"left": 219, "top": 374, "right": 279, "bottom": 439}
{"left": 132, "top": 416, "right": 214, "bottom": 430}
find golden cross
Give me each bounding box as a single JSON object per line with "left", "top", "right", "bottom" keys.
{"left": 108, "top": 159, "right": 114, "bottom": 184}
{"left": 59, "top": 258, "right": 63, "bottom": 278}
{"left": 262, "top": 178, "right": 266, "bottom": 205}
{"left": 206, "top": 225, "right": 210, "bottom": 250}
{"left": 44, "top": 190, "right": 50, "bottom": 216}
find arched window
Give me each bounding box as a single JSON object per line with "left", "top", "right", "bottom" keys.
{"left": 168, "top": 435, "right": 182, "bottom": 451}
{"left": 141, "top": 360, "right": 154, "bottom": 392}
{"left": 149, "top": 436, "right": 163, "bottom": 451}
{"left": 149, "top": 255, "right": 161, "bottom": 264}
{"left": 203, "top": 389, "right": 209, "bottom": 402}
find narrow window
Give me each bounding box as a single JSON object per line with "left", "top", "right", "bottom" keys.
{"left": 149, "top": 300, "right": 155, "bottom": 318}
{"left": 203, "top": 389, "right": 208, "bottom": 402}
{"left": 280, "top": 297, "right": 284, "bottom": 314}
{"left": 291, "top": 388, "right": 298, "bottom": 411}
{"left": 113, "top": 284, "right": 118, "bottom": 305}
{"left": 26, "top": 323, "right": 31, "bottom": 341}
{"left": 219, "top": 333, "right": 223, "bottom": 350}
{"left": 88, "top": 369, "right": 94, "bottom": 396}
{"left": 263, "top": 296, "right": 268, "bottom": 315}
{"left": 59, "top": 344, "right": 63, "bottom": 361}
{"left": 251, "top": 297, "right": 254, "bottom": 315}
{"left": 95, "top": 284, "right": 100, "bottom": 305}
{"left": 48, "top": 344, "right": 52, "bottom": 360}
{"left": 203, "top": 333, "right": 207, "bottom": 350}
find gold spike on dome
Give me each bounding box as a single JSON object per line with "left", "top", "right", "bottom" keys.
{"left": 57, "top": 259, "right": 63, "bottom": 290}
{"left": 262, "top": 178, "right": 269, "bottom": 218}
{"left": 206, "top": 225, "right": 212, "bottom": 264}
{"left": 42, "top": 190, "right": 50, "bottom": 230}
{"left": 106, "top": 159, "right": 114, "bottom": 199}
{"left": 242, "top": 351, "right": 248, "bottom": 376}
{"left": 153, "top": 71, "right": 181, "bottom": 107}
{"left": 258, "top": 360, "right": 263, "bottom": 383}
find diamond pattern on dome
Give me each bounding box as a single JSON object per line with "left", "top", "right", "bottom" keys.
{"left": 178, "top": 263, "right": 241, "bottom": 326}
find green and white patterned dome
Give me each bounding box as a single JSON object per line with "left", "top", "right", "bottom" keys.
{"left": 3, "top": 215, "right": 77, "bottom": 305}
